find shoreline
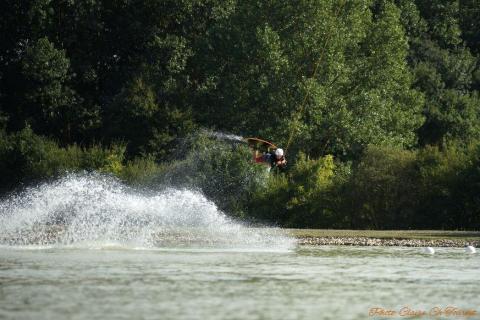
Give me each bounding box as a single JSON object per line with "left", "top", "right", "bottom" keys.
{"left": 295, "top": 236, "right": 479, "bottom": 247}
{"left": 288, "top": 229, "right": 480, "bottom": 248}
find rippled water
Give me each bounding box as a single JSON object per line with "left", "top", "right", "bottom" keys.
{"left": 1, "top": 245, "right": 478, "bottom": 320}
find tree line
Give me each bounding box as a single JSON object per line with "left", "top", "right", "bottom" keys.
{"left": 1, "top": 0, "right": 479, "bottom": 229}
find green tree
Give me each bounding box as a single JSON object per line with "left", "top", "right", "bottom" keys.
{"left": 107, "top": 76, "right": 195, "bottom": 159}
{"left": 193, "top": 0, "right": 424, "bottom": 160}
{"left": 459, "top": 0, "right": 480, "bottom": 54}
{"left": 414, "top": 0, "right": 462, "bottom": 48}
{"left": 333, "top": 1, "right": 424, "bottom": 156}
{"left": 18, "top": 37, "right": 74, "bottom": 140}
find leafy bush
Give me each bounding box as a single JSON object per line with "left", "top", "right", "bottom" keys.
{"left": 158, "top": 131, "right": 268, "bottom": 218}
{"left": 342, "top": 145, "right": 419, "bottom": 229}
{"left": 248, "top": 153, "right": 339, "bottom": 227}
{"left": 415, "top": 142, "right": 479, "bottom": 229}
{"left": 0, "top": 127, "right": 67, "bottom": 190}
{"left": 0, "top": 127, "right": 132, "bottom": 191}
{"left": 119, "top": 156, "right": 165, "bottom": 186}
{"left": 334, "top": 142, "right": 480, "bottom": 230}
{"left": 248, "top": 143, "right": 480, "bottom": 230}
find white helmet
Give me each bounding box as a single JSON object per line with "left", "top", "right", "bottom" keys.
{"left": 275, "top": 148, "right": 284, "bottom": 157}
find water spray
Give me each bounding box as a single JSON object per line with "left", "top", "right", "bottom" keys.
{"left": 0, "top": 173, "right": 293, "bottom": 250}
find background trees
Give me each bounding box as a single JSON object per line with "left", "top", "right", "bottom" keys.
{"left": 1, "top": 0, "right": 479, "bottom": 229}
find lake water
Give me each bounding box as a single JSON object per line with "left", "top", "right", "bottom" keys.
{"left": 1, "top": 245, "right": 478, "bottom": 320}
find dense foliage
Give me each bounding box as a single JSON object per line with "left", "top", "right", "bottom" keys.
{"left": 1, "top": 0, "right": 479, "bottom": 229}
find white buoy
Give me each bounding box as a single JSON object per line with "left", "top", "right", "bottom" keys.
{"left": 424, "top": 247, "right": 435, "bottom": 254}
{"left": 465, "top": 246, "right": 476, "bottom": 254}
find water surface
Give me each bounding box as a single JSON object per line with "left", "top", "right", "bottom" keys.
{"left": 1, "top": 245, "right": 478, "bottom": 320}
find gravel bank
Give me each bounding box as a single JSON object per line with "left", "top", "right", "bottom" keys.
{"left": 296, "top": 236, "right": 479, "bottom": 247}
